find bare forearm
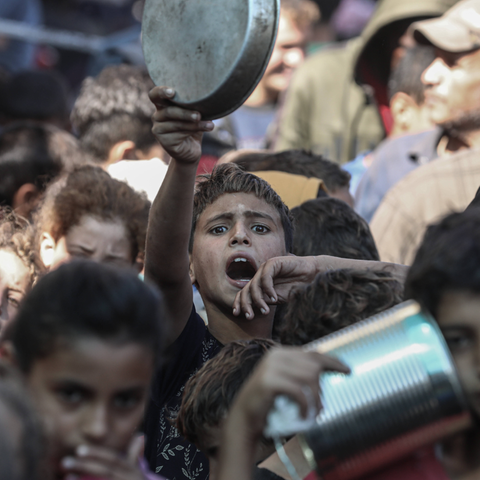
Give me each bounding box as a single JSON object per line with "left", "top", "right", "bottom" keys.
{"left": 145, "top": 159, "right": 198, "bottom": 287}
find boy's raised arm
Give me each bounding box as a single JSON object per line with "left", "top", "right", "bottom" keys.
{"left": 145, "top": 87, "right": 213, "bottom": 342}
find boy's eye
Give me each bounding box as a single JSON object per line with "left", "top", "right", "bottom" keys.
{"left": 210, "top": 226, "right": 227, "bottom": 235}
{"left": 7, "top": 294, "right": 20, "bottom": 308}
{"left": 56, "top": 387, "right": 86, "bottom": 405}
{"left": 113, "top": 391, "right": 143, "bottom": 410}
{"left": 252, "top": 224, "right": 270, "bottom": 234}
{"left": 444, "top": 332, "right": 473, "bottom": 352}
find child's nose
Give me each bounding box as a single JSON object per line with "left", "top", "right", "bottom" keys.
{"left": 229, "top": 225, "right": 251, "bottom": 246}
{"left": 81, "top": 405, "right": 109, "bottom": 443}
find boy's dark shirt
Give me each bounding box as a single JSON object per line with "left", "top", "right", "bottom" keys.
{"left": 144, "top": 306, "right": 223, "bottom": 480}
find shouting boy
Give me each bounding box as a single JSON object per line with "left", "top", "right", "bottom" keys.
{"left": 143, "top": 87, "right": 400, "bottom": 480}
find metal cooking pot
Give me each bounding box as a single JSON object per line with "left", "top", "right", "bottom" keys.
{"left": 141, "top": 0, "right": 279, "bottom": 120}
{"left": 299, "top": 300, "right": 472, "bottom": 480}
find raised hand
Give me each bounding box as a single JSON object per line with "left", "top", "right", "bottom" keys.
{"left": 149, "top": 86, "right": 213, "bottom": 164}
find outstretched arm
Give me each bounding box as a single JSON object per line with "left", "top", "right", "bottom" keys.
{"left": 145, "top": 87, "right": 213, "bottom": 343}
{"left": 233, "top": 255, "right": 409, "bottom": 319}
{"left": 217, "top": 347, "right": 349, "bottom": 480}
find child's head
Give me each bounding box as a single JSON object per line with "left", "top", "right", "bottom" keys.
{"left": 291, "top": 197, "right": 379, "bottom": 260}
{"left": 279, "top": 269, "right": 404, "bottom": 345}
{"left": 71, "top": 64, "right": 164, "bottom": 164}
{"left": 0, "top": 208, "right": 36, "bottom": 331}
{"left": 9, "top": 260, "right": 164, "bottom": 474}
{"left": 35, "top": 165, "right": 150, "bottom": 272}
{"left": 224, "top": 149, "right": 353, "bottom": 207}
{"left": 189, "top": 164, "right": 293, "bottom": 311}
{"left": 0, "top": 122, "right": 91, "bottom": 219}
{"left": 388, "top": 45, "right": 435, "bottom": 136}
{"left": 0, "top": 361, "right": 44, "bottom": 480}
{"left": 176, "top": 338, "right": 275, "bottom": 472}
{"left": 405, "top": 210, "right": 480, "bottom": 418}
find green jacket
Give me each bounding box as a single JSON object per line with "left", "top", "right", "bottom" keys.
{"left": 275, "top": 0, "right": 459, "bottom": 164}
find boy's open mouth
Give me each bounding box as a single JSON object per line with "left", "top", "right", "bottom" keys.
{"left": 226, "top": 256, "right": 257, "bottom": 283}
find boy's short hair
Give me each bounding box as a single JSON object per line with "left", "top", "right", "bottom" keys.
{"left": 0, "top": 122, "right": 91, "bottom": 208}
{"left": 282, "top": 0, "right": 320, "bottom": 28}
{"left": 71, "top": 64, "right": 156, "bottom": 162}
{"left": 229, "top": 150, "right": 351, "bottom": 194}
{"left": 10, "top": 261, "right": 165, "bottom": 373}
{"left": 190, "top": 163, "right": 294, "bottom": 253}
{"left": 34, "top": 165, "right": 151, "bottom": 263}
{"left": 291, "top": 197, "right": 379, "bottom": 260}
{"left": 176, "top": 338, "right": 275, "bottom": 447}
{"left": 405, "top": 210, "right": 480, "bottom": 318}
{"left": 279, "top": 269, "right": 404, "bottom": 346}
{"left": 388, "top": 45, "right": 435, "bottom": 105}
{"left": 0, "top": 207, "right": 36, "bottom": 285}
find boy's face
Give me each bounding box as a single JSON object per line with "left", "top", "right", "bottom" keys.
{"left": 437, "top": 290, "right": 480, "bottom": 419}
{"left": 24, "top": 337, "right": 154, "bottom": 476}
{"left": 190, "top": 192, "right": 287, "bottom": 313}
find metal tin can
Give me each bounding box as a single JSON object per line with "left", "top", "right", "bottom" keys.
{"left": 298, "top": 300, "right": 471, "bottom": 480}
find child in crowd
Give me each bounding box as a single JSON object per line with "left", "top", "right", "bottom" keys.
{"left": 34, "top": 164, "right": 150, "bottom": 272}
{"left": 0, "top": 361, "right": 44, "bottom": 480}
{"left": 405, "top": 209, "right": 480, "bottom": 478}
{"left": 0, "top": 122, "right": 91, "bottom": 219}
{"left": 5, "top": 260, "right": 166, "bottom": 480}
{"left": 0, "top": 208, "right": 36, "bottom": 331}
{"left": 144, "top": 86, "right": 405, "bottom": 480}
{"left": 176, "top": 339, "right": 276, "bottom": 478}
{"left": 291, "top": 198, "right": 379, "bottom": 259}
{"left": 221, "top": 149, "right": 354, "bottom": 207}
{"left": 279, "top": 269, "right": 403, "bottom": 345}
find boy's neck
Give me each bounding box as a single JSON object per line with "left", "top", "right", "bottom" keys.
{"left": 205, "top": 304, "right": 275, "bottom": 344}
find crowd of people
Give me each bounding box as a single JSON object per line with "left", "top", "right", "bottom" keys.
{"left": 1, "top": 0, "right": 480, "bottom": 479}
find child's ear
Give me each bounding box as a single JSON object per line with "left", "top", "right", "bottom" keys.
{"left": 189, "top": 255, "right": 197, "bottom": 285}
{"left": 12, "top": 183, "right": 40, "bottom": 219}
{"left": 390, "top": 92, "right": 417, "bottom": 134}
{"left": 39, "top": 232, "right": 56, "bottom": 269}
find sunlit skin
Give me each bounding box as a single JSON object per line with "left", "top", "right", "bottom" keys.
{"left": 190, "top": 192, "right": 287, "bottom": 341}
{"left": 422, "top": 48, "right": 480, "bottom": 126}
{"left": 40, "top": 215, "right": 133, "bottom": 271}
{"left": 0, "top": 248, "right": 31, "bottom": 331}
{"left": 246, "top": 11, "right": 309, "bottom": 107}
{"left": 25, "top": 338, "right": 155, "bottom": 479}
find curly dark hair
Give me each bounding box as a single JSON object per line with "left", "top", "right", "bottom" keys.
{"left": 291, "top": 197, "right": 379, "bottom": 260}
{"left": 71, "top": 64, "right": 156, "bottom": 162}
{"left": 34, "top": 165, "right": 150, "bottom": 264}
{"left": 279, "top": 269, "right": 404, "bottom": 346}
{"left": 405, "top": 210, "right": 480, "bottom": 318}
{"left": 176, "top": 338, "right": 276, "bottom": 447}
{"left": 0, "top": 207, "right": 36, "bottom": 285}
{"left": 190, "top": 163, "right": 294, "bottom": 253}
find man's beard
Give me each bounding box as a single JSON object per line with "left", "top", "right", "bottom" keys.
{"left": 439, "top": 108, "right": 480, "bottom": 139}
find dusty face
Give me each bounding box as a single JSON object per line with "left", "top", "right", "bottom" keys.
{"left": 0, "top": 248, "right": 31, "bottom": 331}
{"left": 437, "top": 290, "right": 480, "bottom": 419}
{"left": 422, "top": 48, "right": 480, "bottom": 126}
{"left": 40, "top": 215, "right": 133, "bottom": 271}
{"left": 260, "top": 11, "right": 309, "bottom": 102}
{"left": 25, "top": 338, "right": 154, "bottom": 477}
{"left": 190, "top": 193, "right": 287, "bottom": 315}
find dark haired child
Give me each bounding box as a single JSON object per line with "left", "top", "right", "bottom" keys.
{"left": 405, "top": 209, "right": 480, "bottom": 478}
{"left": 145, "top": 87, "right": 407, "bottom": 480}
{"left": 35, "top": 164, "right": 150, "bottom": 272}
{"left": 0, "top": 122, "right": 91, "bottom": 219}
{"left": 291, "top": 198, "right": 379, "bottom": 259}
{"left": 279, "top": 269, "right": 403, "bottom": 346}
{"left": 0, "top": 207, "right": 36, "bottom": 332}
{"left": 6, "top": 260, "right": 166, "bottom": 480}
